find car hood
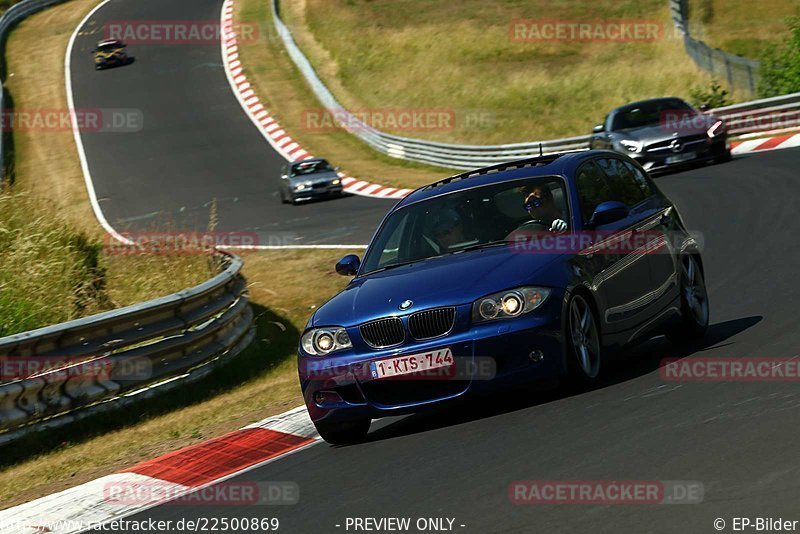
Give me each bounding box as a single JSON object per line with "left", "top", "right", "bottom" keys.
{"left": 311, "top": 246, "right": 562, "bottom": 327}
{"left": 289, "top": 170, "right": 339, "bottom": 183}
{"left": 617, "top": 119, "right": 713, "bottom": 142}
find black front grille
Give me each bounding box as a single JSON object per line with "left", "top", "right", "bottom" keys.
{"left": 647, "top": 134, "right": 707, "bottom": 150}
{"left": 408, "top": 307, "right": 456, "bottom": 340}
{"left": 360, "top": 317, "right": 404, "bottom": 348}
{"left": 361, "top": 379, "right": 469, "bottom": 407}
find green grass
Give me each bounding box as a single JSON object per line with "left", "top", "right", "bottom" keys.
{"left": 0, "top": 192, "right": 108, "bottom": 335}
{"left": 0, "top": 192, "right": 216, "bottom": 337}
{"left": 686, "top": 0, "right": 798, "bottom": 58}
{"left": 278, "top": 0, "right": 720, "bottom": 144}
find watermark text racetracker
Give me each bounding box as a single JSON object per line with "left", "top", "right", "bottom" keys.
{"left": 509, "top": 480, "right": 704, "bottom": 505}
{"left": 103, "top": 480, "right": 298, "bottom": 506}
{"left": 301, "top": 107, "right": 495, "bottom": 133}
{"left": 104, "top": 232, "right": 298, "bottom": 255}
{"left": 105, "top": 20, "right": 259, "bottom": 45}
{"left": 661, "top": 357, "right": 800, "bottom": 382}
{"left": 0, "top": 108, "right": 142, "bottom": 132}
{"left": 509, "top": 19, "right": 664, "bottom": 42}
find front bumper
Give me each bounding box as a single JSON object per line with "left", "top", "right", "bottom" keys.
{"left": 629, "top": 136, "right": 729, "bottom": 172}
{"left": 290, "top": 184, "right": 344, "bottom": 202}
{"left": 298, "top": 295, "right": 566, "bottom": 426}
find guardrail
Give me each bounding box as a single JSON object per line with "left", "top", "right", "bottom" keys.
{"left": 0, "top": 0, "right": 72, "bottom": 184}
{"left": 0, "top": 252, "right": 254, "bottom": 444}
{"left": 271, "top": 0, "right": 796, "bottom": 170}
{"left": 669, "top": 0, "right": 760, "bottom": 94}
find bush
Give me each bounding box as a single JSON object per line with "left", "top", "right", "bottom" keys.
{"left": 688, "top": 79, "right": 731, "bottom": 109}
{"left": 758, "top": 16, "right": 800, "bottom": 98}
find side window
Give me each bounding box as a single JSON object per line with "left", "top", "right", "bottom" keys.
{"left": 622, "top": 160, "right": 655, "bottom": 198}
{"left": 596, "top": 158, "right": 651, "bottom": 207}
{"left": 575, "top": 161, "right": 613, "bottom": 224}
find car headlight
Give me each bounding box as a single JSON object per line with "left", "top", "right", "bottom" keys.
{"left": 332, "top": 179, "right": 341, "bottom": 185}
{"left": 472, "top": 287, "right": 551, "bottom": 323}
{"left": 619, "top": 139, "right": 643, "bottom": 153}
{"left": 294, "top": 183, "right": 309, "bottom": 191}
{"left": 301, "top": 327, "right": 352, "bottom": 356}
{"left": 707, "top": 120, "right": 725, "bottom": 138}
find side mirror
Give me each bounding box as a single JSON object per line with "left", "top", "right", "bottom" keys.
{"left": 592, "top": 124, "right": 604, "bottom": 134}
{"left": 699, "top": 103, "right": 710, "bottom": 112}
{"left": 335, "top": 254, "right": 360, "bottom": 276}
{"left": 588, "top": 201, "right": 629, "bottom": 227}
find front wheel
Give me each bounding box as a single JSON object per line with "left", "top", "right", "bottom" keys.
{"left": 314, "top": 418, "right": 370, "bottom": 445}
{"left": 667, "top": 255, "right": 709, "bottom": 344}
{"left": 565, "top": 293, "right": 602, "bottom": 384}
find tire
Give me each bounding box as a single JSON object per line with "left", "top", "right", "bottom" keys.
{"left": 279, "top": 189, "right": 288, "bottom": 204}
{"left": 565, "top": 293, "right": 602, "bottom": 384}
{"left": 667, "top": 254, "right": 709, "bottom": 344}
{"left": 714, "top": 149, "right": 732, "bottom": 164}
{"left": 314, "top": 418, "right": 370, "bottom": 445}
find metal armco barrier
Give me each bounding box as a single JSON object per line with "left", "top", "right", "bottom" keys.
{"left": 272, "top": 0, "right": 799, "bottom": 170}
{"left": 0, "top": 252, "right": 254, "bottom": 444}
{"left": 0, "top": 0, "right": 73, "bottom": 183}
{"left": 669, "top": 0, "right": 760, "bottom": 94}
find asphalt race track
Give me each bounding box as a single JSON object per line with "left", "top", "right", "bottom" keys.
{"left": 70, "top": 0, "right": 395, "bottom": 246}
{"left": 72, "top": 0, "right": 800, "bottom": 532}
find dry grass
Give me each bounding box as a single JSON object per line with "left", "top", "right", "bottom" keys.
{"left": 277, "top": 0, "right": 721, "bottom": 144}
{"left": 687, "top": 0, "right": 797, "bottom": 58}
{"left": 236, "top": 0, "right": 451, "bottom": 190}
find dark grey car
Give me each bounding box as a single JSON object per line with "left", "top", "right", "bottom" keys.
{"left": 279, "top": 158, "right": 344, "bottom": 204}
{"left": 589, "top": 97, "right": 731, "bottom": 173}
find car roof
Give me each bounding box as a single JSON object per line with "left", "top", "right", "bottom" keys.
{"left": 611, "top": 97, "right": 690, "bottom": 114}
{"left": 97, "top": 39, "right": 123, "bottom": 47}
{"left": 396, "top": 150, "right": 611, "bottom": 207}
{"left": 291, "top": 157, "right": 328, "bottom": 165}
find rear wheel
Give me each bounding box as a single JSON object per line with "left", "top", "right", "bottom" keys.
{"left": 667, "top": 254, "right": 709, "bottom": 343}
{"left": 566, "top": 293, "right": 602, "bottom": 383}
{"left": 314, "top": 418, "right": 370, "bottom": 445}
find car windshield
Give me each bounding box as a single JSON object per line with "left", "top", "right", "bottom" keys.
{"left": 97, "top": 42, "right": 123, "bottom": 51}
{"left": 360, "top": 176, "right": 569, "bottom": 274}
{"left": 611, "top": 99, "right": 694, "bottom": 130}
{"left": 291, "top": 160, "right": 334, "bottom": 176}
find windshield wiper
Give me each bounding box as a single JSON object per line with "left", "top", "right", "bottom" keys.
{"left": 362, "top": 259, "right": 420, "bottom": 275}
{"left": 455, "top": 239, "right": 510, "bottom": 254}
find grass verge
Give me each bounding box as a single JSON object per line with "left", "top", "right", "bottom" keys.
{"left": 277, "top": 0, "right": 720, "bottom": 144}
{"left": 686, "top": 0, "right": 796, "bottom": 58}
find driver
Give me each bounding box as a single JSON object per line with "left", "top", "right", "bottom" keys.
{"left": 424, "top": 208, "right": 465, "bottom": 254}
{"left": 523, "top": 185, "right": 568, "bottom": 233}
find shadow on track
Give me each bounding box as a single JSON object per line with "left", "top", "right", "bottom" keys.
{"left": 359, "top": 315, "right": 762, "bottom": 445}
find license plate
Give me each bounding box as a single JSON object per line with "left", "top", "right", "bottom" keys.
{"left": 370, "top": 348, "right": 454, "bottom": 380}
{"left": 665, "top": 151, "right": 695, "bottom": 164}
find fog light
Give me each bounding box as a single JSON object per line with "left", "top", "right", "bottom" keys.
{"left": 314, "top": 390, "right": 343, "bottom": 406}
{"left": 529, "top": 349, "right": 544, "bottom": 363}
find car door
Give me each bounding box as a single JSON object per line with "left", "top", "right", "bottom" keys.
{"left": 621, "top": 159, "right": 681, "bottom": 314}
{"left": 574, "top": 159, "right": 657, "bottom": 336}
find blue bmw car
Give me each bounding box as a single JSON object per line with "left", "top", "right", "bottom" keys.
{"left": 299, "top": 150, "right": 709, "bottom": 444}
